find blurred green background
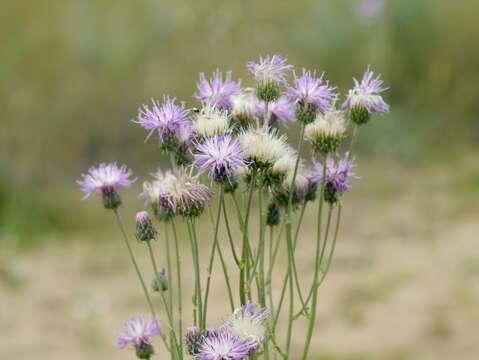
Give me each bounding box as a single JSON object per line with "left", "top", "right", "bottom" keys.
{"left": 1, "top": 0, "right": 478, "bottom": 246}
{"left": 1, "top": 1, "right": 479, "bottom": 359}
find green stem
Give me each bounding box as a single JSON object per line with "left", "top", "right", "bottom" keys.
{"left": 170, "top": 219, "right": 183, "bottom": 356}
{"left": 164, "top": 224, "right": 174, "bottom": 327}
{"left": 146, "top": 241, "right": 181, "bottom": 359}
{"left": 112, "top": 209, "right": 170, "bottom": 353}
{"left": 221, "top": 195, "right": 240, "bottom": 266}
{"left": 301, "top": 157, "right": 327, "bottom": 360}
{"left": 203, "top": 187, "right": 225, "bottom": 324}
{"left": 186, "top": 219, "right": 203, "bottom": 329}
{"left": 240, "top": 180, "right": 255, "bottom": 305}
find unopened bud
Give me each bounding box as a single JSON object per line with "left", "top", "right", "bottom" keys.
{"left": 296, "top": 103, "right": 316, "bottom": 125}
{"left": 135, "top": 211, "right": 156, "bottom": 242}
{"left": 151, "top": 269, "right": 168, "bottom": 292}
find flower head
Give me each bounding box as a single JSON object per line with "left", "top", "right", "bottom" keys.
{"left": 135, "top": 211, "right": 156, "bottom": 242}
{"left": 257, "top": 95, "right": 295, "bottom": 125}
{"left": 239, "top": 129, "right": 293, "bottom": 171}
{"left": 287, "top": 70, "right": 335, "bottom": 114}
{"left": 117, "top": 316, "right": 160, "bottom": 359}
{"left": 343, "top": 67, "right": 389, "bottom": 124}
{"left": 77, "top": 163, "right": 135, "bottom": 209}
{"left": 142, "top": 168, "right": 213, "bottom": 218}
{"left": 247, "top": 55, "right": 294, "bottom": 102}
{"left": 304, "top": 109, "right": 347, "bottom": 154}
{"left": 195, "top": 69, "right": 241, "bottom": 110}
{"left": 197, "top": 328, "right": 254, "bottom": 360}
{"left": 192, "top": 105, "right": 230, "bottom": 139}
{"left": 135, "top": 97, "right": 189, "bottom": 150}
{"left": 224, "top": 303, "right": 270, "bottom": 349}
{"left": 230, "top": 89, "right": 259, "bottom": 125}
{"left": 185, "top": 326, "right": 203, "bottom": 356}
{"left": 311, "top": 154, "right": 356, "bottom": 203}
{"left": 193, "top": 134, "right": 246, "bottom": 184}
{"left": 246, "top": 54, "right": 293, "bottom": 86}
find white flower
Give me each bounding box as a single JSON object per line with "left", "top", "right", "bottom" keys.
{"left": 192, "top": 105, "right": 230, "bottom": 138}
{"left": 239, "top": 129, "right": 293, "bottom": 167}
{"left": 224, "top": 303, "right": 270, "bottom": 345}
{"left": 304, "top": 109, "right": 347, "bottom": 141}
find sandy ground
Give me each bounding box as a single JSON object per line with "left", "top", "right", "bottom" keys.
{"left": 1, "top": 162, "right": 478, "bottom": 360}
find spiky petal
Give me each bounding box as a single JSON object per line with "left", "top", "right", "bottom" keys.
{"left": 246, "top": 54, "right": 293, "bottom": 86}
{"left": 117, "top": 316, "right": 160, "bottom": 350}
{"left": 193, "top": 134, "right": 246, "bottom": 183}
{"left": 135, "top": 97, "right": 189, "bottom": 146}
{"left": 197, "top": 328, "right": 254, "bottom": 360}
{"left": 195, "top": 69, "right": 241, "bottom": 110}
{"left": 287, "top": 70, "right": 336, "bottom": 113}
{"left": 343, "top": 67, "right": 389, "bottom": 114}
{"left": 257, "top": 96, "right": 296, "bottom": 125}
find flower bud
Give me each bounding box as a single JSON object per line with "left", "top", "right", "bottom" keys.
{"left": 101, "top": 186, "right": 122, "bottom": 209}
{"left": 151, "top": 269, "right": 168, "bottom": 292}
{"left": 185, "top": 326, "right": 203, "bottom": 356}
{"left": 135, "top": 211, "right": 156, "bottom": 242}
{"left": 256, "top": 82, "right": 280, "bottom": 102}
{"left": 304, "top": 110, "right": 346, "bottom": 155}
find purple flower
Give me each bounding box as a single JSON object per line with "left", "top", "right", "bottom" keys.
{"left": 195, "top": 69, "right": 241, "bottom": 110}
{"left": 343, "top": 67, "right": 389, "bottom": 114}
{"left": 246, "top": 54, "right": 293, "bottom": 86}
{"left": 257, "top": 96, "right": 296, "bottom": 124}
{"left": 77, "top": 163, "right": 135, "bottom": 208}
{"left": 224, "top": 303, "right": 269, "bottom": 352}
{"left": 193, "top": 134, "right": 245, "bottom": 183}
{"left": 287, "top": 70, "right": 335, "bottom": 113}
{"left": 144, "top": 168, "right": 213, "bottom": 218}
{"left": 135, "top": 97, "right": 189, "bottom": 145}
{"left": 117, "top": 316, "right": 160, "bottom": 350}
{"left": 135, "top": 211, "right": 156, "bottom": 242}
{"left": 197, "top": 328, "right": 254, "bottom": 360}
{"left": 310, "top": 154, "right": 356, "bottom": 201}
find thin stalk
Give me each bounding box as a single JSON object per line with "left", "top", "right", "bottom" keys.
{"left": 164, "top": 225, "right": 174, "bottom": 326}
{"left": 349, "top": 124, "right": 359, "bottom": 153}
{"left": 317, "top": 203, "right": 342, "bottom": 287}
{"left": 301, "top": 157, "right": 327, "bottom": 360}
{"left": 170, "top": 219, "right": 183, "bottom": 356}
{"left": 267, "top": 226, "right": 275, "bottom": 316}
{"left": 146, "top": 241, "right": 181, "bottom": 359}
{"left": 186, "top": 219, "right": 203, "bottom": 329}
{"left": 222, "top": 196, "right": 241, "bottom": 266}
{"left": 240, "top": 180, "right": 255, "bottom": 305}
{"left": 112, "top": 209, "right": 170, "bottom": 353}
{"left": 203, "top": 188, "right": 225, "bottom": 324}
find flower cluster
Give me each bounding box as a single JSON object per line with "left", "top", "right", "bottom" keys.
{"left": 185, "top": 303, "right": 270, "bottom": 360}
{"left": 77, "top": 54, "right": 389, "bottom": 360}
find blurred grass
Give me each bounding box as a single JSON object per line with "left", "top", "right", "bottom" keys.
{"left": 1, "top": 0, "right": 479, "bottom": 246}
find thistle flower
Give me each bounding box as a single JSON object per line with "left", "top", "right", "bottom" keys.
{"left": 257, "top": 95, "right": 296, "bottom": 125}
{"left": 135, "top": 97, "right": 189, "bottom": 150}
{"left": 117, "top": 316, "right": 160, "bottom": 359}
{"left": 239, "top": 129, "right": 293, "bottom": 172}
{"left": 246, "top": 54, "right": 293, "bottom": 102}
{"left": 77, "top": 163, "right": 135, "bottom": 209}
{"left": 135, "top": 211, "right": 156, "bottom": 242}
{"left": 287, "top": 70, "right": 336, "bottom": 122}
{"left": 195, "top": 69, "right": 241, "bottom": 110}
{"left": 192, "top": 105, "right": 230, "bottom": 139}
{"left": 266, "top": 202, "right": 281, "bottom": 227}
{"left": 304, "top": 109, "right": 347, "bottom": 154}
{"left": 230, "top": 89, "right": 259, "bottom": 127}
{"left": 343, "top": 67, "right": 389, "bottom": 125}
{"left": 175, "top": 122, "right": 194, "bottom": 166}
{"left": 193, "top": 134, "right": 246, "bottom": 185}
{"left": 311, "top": 154, "right": 356, "bottom": 203}
{"left": 143, "top": 168, "right": 213, "bottom": 218}
{"left": 197, "top": 328, "right": 254, "bottom": 360}
{"left": 224, "top": 303, "right": 270, "bottom": 355}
